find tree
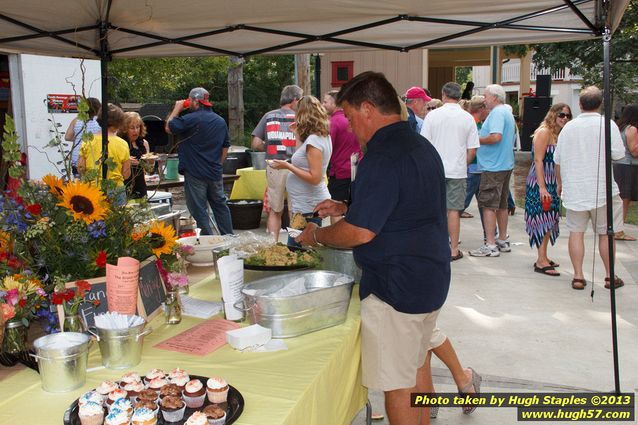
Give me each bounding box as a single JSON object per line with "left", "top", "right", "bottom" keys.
{"left": 506, "top": 0, "right": 638, "bottom": 105}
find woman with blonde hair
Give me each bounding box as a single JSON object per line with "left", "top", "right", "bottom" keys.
{"left": 524, "top": 102, "right": 572, "bottom": 276}
{"left": 119, "top": 112, "right": 150, "bottom": 199}
{"left": 270, "top": 95, "right": 332, "bottom": 244}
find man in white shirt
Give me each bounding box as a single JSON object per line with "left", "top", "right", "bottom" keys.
{"left": 421, "top": 82, "right": 480, "bottom": 260}
{"left": 554, "top": 86, "right": 626, "bottom": 290}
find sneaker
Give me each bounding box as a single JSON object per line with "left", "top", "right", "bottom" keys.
{"left": 469, "top": 244, "right": 500, "bottom": 257}
{"left": 496, "top": 239, "right": 511, "bottom": 252}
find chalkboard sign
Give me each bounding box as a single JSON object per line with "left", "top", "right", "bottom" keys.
{"left": 57, "top": 277, "right": 108, "bottom": 329}
{"left": 137, "top": 256, "right": 167, "bottom": 321}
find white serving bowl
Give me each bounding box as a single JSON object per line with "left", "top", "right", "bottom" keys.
{"left": 176, "top": 235, "right": 229, "bottom": 266}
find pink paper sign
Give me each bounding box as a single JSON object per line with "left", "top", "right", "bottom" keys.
{"left": 154, "top": 319, "right": 240, "bottom": 356}
{"left": 106, "top": 257, "right": 140, "bottom": 315}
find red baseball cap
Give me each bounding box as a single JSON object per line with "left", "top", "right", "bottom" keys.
{"left": 188, "top": 87, "right": 212, "bottom": 107}
{"left": 405, "top": 86, "right": 432, "bottom": 102}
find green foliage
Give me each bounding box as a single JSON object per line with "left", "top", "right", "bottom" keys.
{"left": 455, "top": 66, "right": 472, "bottom": 87}
{"left": 1, "top": 115, "right": 23, "bottom": 190}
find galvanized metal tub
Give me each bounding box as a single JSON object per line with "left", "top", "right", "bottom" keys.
{"left": 89, "top": 322, "right": 152, "bottom": 369}
{"left": 31, "top": 332, "right": 90, "bottom": 393}
{"left": 318, "top": 246, "right": 362, "bottom": 283}
{"left": 236, "top": 270, "right": 354, "bottom": 338}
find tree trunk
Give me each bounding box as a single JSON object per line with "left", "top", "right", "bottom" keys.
{"left": 295, "top": 54, "right": 311, "bottom": 96}
{"left": 227, "top": 57, "right": 245, "bottom": 146}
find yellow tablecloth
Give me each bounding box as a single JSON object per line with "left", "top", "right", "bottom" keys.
{"left": 230, "top": 167, "right": 267, "bottom": 200}
{"left": 0, "top": 275, "right": 367, "bottom": 425}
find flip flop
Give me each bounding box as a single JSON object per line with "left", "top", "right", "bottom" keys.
{"left": 451, "top": 251, "right": 464, "bottom": 261}
{"left": 459, "top": 367, "right": 482, "bottom": 415}
{"left": 614, "top": 232, "right": 636, "bottom": 241}
{"left": 604, "top": 276, "right": 624, "bottom": 289}
{"left": 532, "top": 260, "right": 560, "bottom": 268}
{"left": 534, "top": 263, "right": 560, "bottom": 276}
{"left": 571, "top": 278, "right": 586, "bottom": 290}
{"left": 460, "top": 211, "right": 473, "bottom": 218}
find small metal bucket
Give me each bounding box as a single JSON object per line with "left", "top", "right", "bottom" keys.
{"left": 31, "top": 332, "right": 90, "bottom": 393}
{"left": 88, "top": 322, "right": 152, "bottom": 369}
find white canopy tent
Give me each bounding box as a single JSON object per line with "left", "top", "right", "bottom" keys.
{"left": 0, "top": 0, "right": 632, "bottom": 394}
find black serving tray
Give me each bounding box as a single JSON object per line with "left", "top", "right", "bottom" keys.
{"left": 63, "top": 375, "right": 244, "bottom": 425}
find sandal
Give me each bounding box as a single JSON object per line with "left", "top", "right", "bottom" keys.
{"left": 459, "top": 367, "right": 482, "bottom": 415}
{"left": 571, "top": 278, "right": 586, "bottom": 290}
{"left": 534, "top": 263, "right": 560, "bottom": 276}
{"left": 451, "top": 251, "right": 464, "bottom": 261}
{"left": 460, "top": 211, "right": 473, "bottom": 218}
{"left": 614, "top": 231, "right": 636, "bottom": 241}
{"left": 604, "top": 276, "right": 624, "bottom": 289}
{"left": 532, "top": 260, "right": 560, "bottom": 268}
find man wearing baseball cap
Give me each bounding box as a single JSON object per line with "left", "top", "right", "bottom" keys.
{"left": 405, "top": 86, "right": 432, "bottom": 133}
{"left": 165, "top": 87, "right": 234, "bottom": 235}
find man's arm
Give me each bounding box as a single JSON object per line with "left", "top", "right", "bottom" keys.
{"left": 251, "top": 136, "right": 266, "bottom": 151}
{"left": 466, "top": 148, "right": 477, "bottom": 164}
{"left": 221, "top": 147, "right": 229, "bottom": 164}
{"left": 479, "top": 133, "right": 502, "bottom": 145}
{"left": 165, "top": 100, "right": 186, "bottom": 134}
{"left": 296, "top": 220, "right": 375, "bottom": 249}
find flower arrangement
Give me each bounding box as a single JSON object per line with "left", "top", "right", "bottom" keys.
{"left": 50, "top": 279, "right": 97, "bottom": 315}
{"left": 0, "top": 273, "right": 46, "bottom": 353}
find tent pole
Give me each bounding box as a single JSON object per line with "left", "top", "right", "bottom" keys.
{"left": 602, "top": 9, "right": 621, "bottom": 395}
{"left": 100, "top": 20, "right": 109, "bottom": 180}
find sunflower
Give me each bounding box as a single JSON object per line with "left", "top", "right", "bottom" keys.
{"left": 42, "top": 174, "right": 65, "bottom": 198}
{"left": 148, "top": 221, "right": 177, "bottom": 258}
{"left": 58, "top": 181, "right": 108, "bottom": 224}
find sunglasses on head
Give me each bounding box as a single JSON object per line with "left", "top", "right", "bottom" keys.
{"left": 557, "top": 112, "right": 572, "bottom": 119}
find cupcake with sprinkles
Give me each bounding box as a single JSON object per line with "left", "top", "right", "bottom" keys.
{"left": 206, "top": 377, "right": 229, "bottom": 404}
{"left": 183, "top": 379, "right": 206, "bottom": 408}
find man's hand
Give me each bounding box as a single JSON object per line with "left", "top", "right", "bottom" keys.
{"left": 314, "top": 199, "right": 348, "bottom": 218}
{"left": 165, "top": 100, "right": 187, "bottom": 134}
{"left": 296, "top": 222, "right": 319, "bottom": 246}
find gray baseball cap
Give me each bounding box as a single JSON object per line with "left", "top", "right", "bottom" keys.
{"left": 189, "top": 87, "right": 212, "bottom": 106}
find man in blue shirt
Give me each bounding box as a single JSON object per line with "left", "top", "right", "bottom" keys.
{"left": 297, "top": 71, "right": 450, "bottom": 423}
{"left": 469, "top": 84, "right": 516, "bottom": 257}
{"left": 165, "top": 87, "right": 233, "bottom": 235}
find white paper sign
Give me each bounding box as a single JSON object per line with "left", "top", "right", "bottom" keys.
{"left": 217, "top": 254, "right": 244, "bottom": 321}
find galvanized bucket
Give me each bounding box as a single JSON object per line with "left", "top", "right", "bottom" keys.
{"left": 89, "top": 322, "right": 152, "bottom": 369}
{"left": 318, "top": 246, "right": 362, "bottom": 283}
{"left": 31, "top": 332, "right": 90, "bottom": 393}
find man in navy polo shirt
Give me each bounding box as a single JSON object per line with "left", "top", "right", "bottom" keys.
{"left": 297, "top": 71, "right": 450, "bottom": 424}
{"left": 165, "top": 87, "right": 233, "bottom": 235}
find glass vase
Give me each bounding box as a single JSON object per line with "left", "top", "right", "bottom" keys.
{"left": 63, "top": 313, "right": 85, "bottom": 333}
{"left": 164, "top": 289, "right": 182, "bottom": 325}
{"left": 178, "top": 284, "right": 189, "bottom": 295}
{"left": 2, "top": 319, "right": 29, "bottom": 355}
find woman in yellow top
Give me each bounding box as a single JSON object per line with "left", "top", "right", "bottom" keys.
{"left": 78, "top": 103, "right": 131, "bottom": 205}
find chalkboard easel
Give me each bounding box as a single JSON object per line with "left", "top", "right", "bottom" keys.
{"left": 57, "top": 276, "right": 108, "bottom": 330}
{"left": 136, "top": 256, "right": 167, "bottom": 322}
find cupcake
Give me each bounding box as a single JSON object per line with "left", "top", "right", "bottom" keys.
{"left": 160, "top": 395, "right": 186, "bottom": 423}
{"left": 79, "top": 391, "right": 105, "bottom": 407}
{"left": 120, "top": 372, "right": 142, "bottom": 386}
{"left": 134, "top": 400, "right": 159, "bottom": 416}
{"left": 96, "top": 381, "right": 119, "bottom": 399}
{"left": 206, "top": 377, "right": 229, "bottom": 404}
{"left": 138, "top": 389, "right": 159, "bottom": 404}
{"left": 110, "top": 397, "right": 133, "bottom": 416}
{"left": 183, "top": 379, "right": 206, "bottom": 408}
{"left": 148, "top": 377, "right": 168, "bottom": 393}
{"left": 144, "top": 369, "right": 165, "bottom": 384}
{"left": 185, "top": 411, "right": 209, "bottom": 425}
{"left": 78, "top": 401, "right": 105, "bottom": 425}
{"left": 131, "top": 407, "right": 158, "bottom": 425}
{"left": 104, "top": 407, "right": 129, "bottom": 425}
{"left": 168, "top": 367, "right": 188, "bottom": 380}
{"left": 203, "top": 404, "right": 227, "bottom": 425}
{"left": 170, "top": 373, "right": 190, "bottom": 390}
{"left": 160, "top": 383, "right": 182, "bottom": 399}
{"left": 107, "top": 388, "right": 128, "bottom": 405}
{"left": 123, "top": 380, "right": 145, "bottom": 402}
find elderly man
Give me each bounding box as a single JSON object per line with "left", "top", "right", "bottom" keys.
{"left": 469, "top": 84, "right": 516, "bottom": 257}
{"left": 421, "top": 82, "right": 479, "bottom": 261}
{"left": 555, "top": 86, "right": 625, "bottom": 290}
{"left": 405, "top": 86, "right": 431, "bottom": 133}
{"left": 297, "top": 71, "right": 450, "bottom": 424}
{"left": 165, "top": 87, "right": 233, "bottom": 235}
{"left": 251, "top": 85, "right": 303, "bottom": 241}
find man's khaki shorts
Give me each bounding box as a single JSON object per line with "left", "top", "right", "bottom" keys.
{"left": 565, "top": 195, "right": 624, "bottom": 235}
{"left": 361, "top": 294, "right": 442, "bottom": 391}
{"left": 446, "top": 178, "right": 467, "bottom": 211}
{"left": 266, "top": 167, "right": 289, "bottom": 213}
{"left": 478, "top": 170, "right": 512, "bottom": 210}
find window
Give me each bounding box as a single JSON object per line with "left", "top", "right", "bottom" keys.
{"left": 331, "top": 61, "right": 353, "bottom": 87}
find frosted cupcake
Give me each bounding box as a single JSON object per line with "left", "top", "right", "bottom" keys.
{"left": 144, "top": 369, "right": 165, "bottom": 384}
{"left": 134, "top": 400, "right": 159, "bottom": 416}
{"left": 110, "top": 397, "right": 133, "bottom": 416}
{"left": 104, "top": 407, "right": 129, "bottom": 425}
{"left": 120, "top": 372, "right": 142, "bottom": 386}
{"left": 170, "top": 373, "right": 190, "bottom": 390}
{"left": 78, "top": 401, "right": 104, "bottom": 425}
{"left": 206, "top": 377, "right": 229, "bottom": 404}
{"left": 107, "top": 388, "right": 128, "bottom": 406}
{"left": 168, "top": 367, "right": 188, "bottom": 380}
{"left": 138, "top": 389, "right": 159, "bottom": 404}
{"left": 203, "top": 404, "right": 227, "bottom": 425}
{"left": 160, "top": 383, "right": 182, "bottom": 399}
{"left": 131, "top": 407, "right": 158, "bottom": 425}
{"left": 96, "top": 381, "right": 119, "bottom": 402}
{"left": 160, "top": 395, "right": 186, "bottom": 423}
{"left": 79, "top": 391, "right": 105, "bottom": 407}
{"left": 185, "top": 411, "right": 209, "bottom": 425}
{"left": 148, "top": 377, "right": 168, "bottom": 393}
{"left": 123, "top": 380, "right": 145, "bottom": 403}
{"left": 183, "top": 379, "right": 206, "bottom": 408}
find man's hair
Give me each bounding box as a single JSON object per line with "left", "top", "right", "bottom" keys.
{"left": 336, "top": 71, "right": 401, "bottom": 115}
{"left": 442, "top": 82, "right": 462, "bottom": 100}
{"left": 579, "top": 86, "right": 603, "bottom": 111}
{"left": 280, "top": 85, "right": 303, "bottom": 106}
{"left": 325, "top": 90, "right": 339, "bottom": 101}
{"left": 484, "top": 84, "right": 506, "bottom": 104}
